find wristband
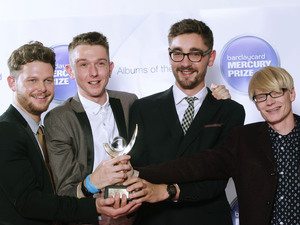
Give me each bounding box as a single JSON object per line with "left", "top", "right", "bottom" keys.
{"left": 86, "top": 174, "right": 100, "bottom": 194}
{"left": 81, "top": 181, "right": 93, "bottom": 198}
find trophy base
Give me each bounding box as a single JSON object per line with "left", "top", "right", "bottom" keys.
{"left": 104, "top": 185, "right": 132, "bottom": 200}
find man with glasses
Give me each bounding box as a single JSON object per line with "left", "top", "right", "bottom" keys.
{"left": 131, "top": 66, "right": 299, "bottom": 225}
{"left": 128, "top": 19, "right": 245, "bottom": 225}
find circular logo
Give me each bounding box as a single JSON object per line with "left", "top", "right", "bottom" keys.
{"left": 220, "top": 36, "right": 280, "bottom": 93}
{"left": 52, "top": 45, "right": 77, "bottom": 102}
{"left": 230, "top": 197, "right": 239, "bottom": 225}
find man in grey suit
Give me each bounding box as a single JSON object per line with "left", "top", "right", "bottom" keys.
{"left": 44, "top": 32, "right": 138, "bottom": 224}
{"left": 0, "top": 41, "right": 139, "bottom": 225}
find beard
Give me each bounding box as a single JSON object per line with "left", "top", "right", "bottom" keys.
{"left": 172, "top": 65, "right": 207, "bottom": 90}
{"left": 16, "top": 92, "right": 53, "bottom": 116}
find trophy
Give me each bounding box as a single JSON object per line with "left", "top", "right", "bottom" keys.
{"left": 103, "top": 124, "right": 138, "bottom": 199}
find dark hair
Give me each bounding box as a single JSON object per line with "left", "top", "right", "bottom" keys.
{"left": 168, "top": 19, "right": 214, "bottom": 49}
{"left": 68, "top": 31, "right": 110, "bottom": 57}
{"left": 7, "top": 41, "right": 56, "bottom": 77}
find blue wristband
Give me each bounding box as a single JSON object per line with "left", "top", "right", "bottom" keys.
{"left": 85, "top": 174, "right": 100, "bottom": 194}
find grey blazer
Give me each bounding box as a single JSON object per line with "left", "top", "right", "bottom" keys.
{"left": 44, "top": 90, "right": 137, "bottom": 196}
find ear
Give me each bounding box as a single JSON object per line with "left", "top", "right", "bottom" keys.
{"left": 108, "top": 61, "right": 114, "bottom": 78}
{"left": 290, "top": 87, "right": 296, "bottom": 102}
{"left": 7, "top": 76, "right": 16, "bottom": 92}
{"left": 65, "top": 65, "right": 75, "bottom": 80}
{"left": 207, "top": 50, "right": 216, "bottom": 67}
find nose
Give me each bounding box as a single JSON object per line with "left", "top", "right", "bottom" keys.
{"left": 89, "top": 64, "right": 98, "bottom": 76}
{"left": 181, "top": 54, "right": 192, "bottom": 67}
{"left": 37, "top": 81, "right": 47, "bottom": 92}
{"left": 265, "top": 94, "right": 275, "bottom": 105}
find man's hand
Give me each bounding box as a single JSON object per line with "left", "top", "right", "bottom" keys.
{"left": 210, "top": 83, "right": 231, "bottom": 100}
{"left": 95, "top": 194, "right": 141, "bottom": 219}
{"left": 123, "top": 177, "right": 170, "bottom": 204}
{"left": 89, "top": 155, "right": 132, "bottom": 190}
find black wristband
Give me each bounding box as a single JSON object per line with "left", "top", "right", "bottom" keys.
{"left": 81, "top": 180, "right": 94, "bottom": 198}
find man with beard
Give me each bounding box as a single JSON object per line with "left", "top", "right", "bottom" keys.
{"left": 128, "top": 19, "right": 245, "bottom": 225}
{"left": 0, "top": 41, "right": 139, "bottom": 225}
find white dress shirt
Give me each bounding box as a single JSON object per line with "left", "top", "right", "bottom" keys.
{"left": 78, "top": 92, "right": 119, "bottom": 172}
{"left": 172, "top": 84, "right": 208, "bottom": 123}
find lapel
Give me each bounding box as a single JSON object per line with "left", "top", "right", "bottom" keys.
{"left": 70, "top": 94, "right": 94, "bottom": 173}
{"left": 159, "top": 87, "right": 183, "bottom": 142}
{"left": 6, "top": 105, "right": 45, "bottom": 161}
{"left": 256, "top": 122, "right": 276, "bottom": 164}
{"left": 109, "top": 97, "right": 127, "bottom": 141}
{"left": 176, "top": 89, "right": 223, "bottom": 156}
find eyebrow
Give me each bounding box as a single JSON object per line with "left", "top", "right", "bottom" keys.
{"left": 170, "top": 47, "right": 204, "bottom": 52}
{"left": 75, "top": 58, "right": 108, "bottom": 64}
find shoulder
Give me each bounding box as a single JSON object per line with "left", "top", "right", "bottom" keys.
{"left": 206, "top": 92, "right": 245, "bottom": 117}
{"left": 44, "top": 97, "right": 79, "bottom": 122}
{"left": 133, "top": 88, "right": 172, "bottom": 105}
{"left": 107, "top": 89, "right": 138, "bottom": 101}
{"left": 233, "top": 121, "right": 267, "bottom": 135}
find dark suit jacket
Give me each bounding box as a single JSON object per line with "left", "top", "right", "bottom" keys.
{"left": 138, "top": 114, "right": 300, "bottom": 225}
{"left": 0, "top": 105, "right": 98, "bottom": 225}
{"left": 44, "top": 90, "right": 137, "bottom": 197}
{"left": 129, "top": 87, "right": 245, "bottom": 225}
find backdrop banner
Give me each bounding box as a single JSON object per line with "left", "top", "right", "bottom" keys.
{"left": 0, "top": 6, "right": 299, "bottom": 223}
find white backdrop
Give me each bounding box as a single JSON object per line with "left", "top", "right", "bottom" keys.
{"left": 0, "top": 0, "right": 300, "bottom": 213}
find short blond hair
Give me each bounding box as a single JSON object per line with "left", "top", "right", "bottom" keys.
{"left": 248, "top": 66, "right": 294, "bottom": 101}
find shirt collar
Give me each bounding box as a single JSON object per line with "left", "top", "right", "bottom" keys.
{"left": 78, "top": 91, "right": 110, "bottom": 115}
{"left": 12, "top": 104, "right": 40, "bottom": 134}
{"left": 173, "top": 84, "right": 208, "bottom": 105}
{"left": 269, "top": 116, "right": 300, "bottom": 140}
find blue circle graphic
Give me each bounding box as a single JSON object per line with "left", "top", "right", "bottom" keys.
{"left": 52, "top": 45, "right": 78, "bottom": 102}
{"left": 220, "top": 36, "right": 280, "bottom": 93}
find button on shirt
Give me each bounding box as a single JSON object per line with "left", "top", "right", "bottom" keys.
{"left": 269, "top": 120, "right": 300, "bottom": 225}
{"left": 173, "top": 84, "right": 208, "bottom": 123}
{"left": 79, "top": 92, "right": 119, "bottom": 172}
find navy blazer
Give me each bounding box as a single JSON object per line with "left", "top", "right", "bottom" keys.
{"left": 0, "top": 105, "right": 98, "bottom": 225}
{"left": 129, "top": 87, "right": 245, "bottom": 225}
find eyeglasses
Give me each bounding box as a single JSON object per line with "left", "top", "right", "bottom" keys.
{"left": 253, "top": 88, "right": 288, "bottom": 103}
{"left": 168, "top": 49, "right": 212, "bottom": 62}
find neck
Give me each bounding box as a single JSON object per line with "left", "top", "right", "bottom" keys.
{"left": 269, "top": 115, "right": 295, "bottom": 135}
{"left": 14, "top": 100, "right": 41, "bottom": 124}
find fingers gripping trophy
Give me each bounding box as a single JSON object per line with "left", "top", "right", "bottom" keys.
{"left": 103, "top": 124, "right": 138, "bottom": 199}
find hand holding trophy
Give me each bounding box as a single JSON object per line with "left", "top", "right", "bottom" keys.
{"left": 103, "top": 124, "right": 138, "bottom": 199}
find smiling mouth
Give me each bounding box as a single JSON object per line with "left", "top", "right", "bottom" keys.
{"left": 36, "top": 96, "right": 46, "bottom": 99}
{"left": 267, "top": 107, "right": 280, "bottom": 112}
{"left": 89, "top": 81, "right": 100, "bottom": 85}
{"left": 180, "top": 70, "right": 195, "bottom": 76}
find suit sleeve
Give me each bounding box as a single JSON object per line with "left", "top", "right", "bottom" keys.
{"left": 0, "top": 122, "right": 98, "bottom": 224}
{"left": 129, "top": 100, "right": 150, "bottom": 167}
{"left": 138, "top": 127, "right": 240, "bottom": 185}
{"left": 177, "top": 101, "right": 245, "bottom": 201}
{"left": 44, "top": 109, "right": 85, "bottom": 197}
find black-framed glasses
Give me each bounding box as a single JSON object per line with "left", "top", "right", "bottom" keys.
{"left": 253, "top": 88, "right": 288, "bottom": 103}
{"left": 168, "top": 49, "right": 212, "bottom": 62}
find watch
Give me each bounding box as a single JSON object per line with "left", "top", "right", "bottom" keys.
{"left": 166, "top": 184, "right": 177, "bottom": 201}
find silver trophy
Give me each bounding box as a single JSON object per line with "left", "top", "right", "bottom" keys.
{"left": 103, "top": 124, "right": 138, "bottom": 199}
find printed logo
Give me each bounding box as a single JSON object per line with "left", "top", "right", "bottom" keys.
{"left": 231, "top": 197, "right": 239, "bottom": 225}
{"left": 52, "top": 45, "right": 77, "bottom": 102}
{"left": 220, "top": 36, "right": 280, "bottom": 93}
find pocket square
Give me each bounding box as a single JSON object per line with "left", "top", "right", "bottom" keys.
{"left": 204, "top": 123, "right": 223, "bottom": 128}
